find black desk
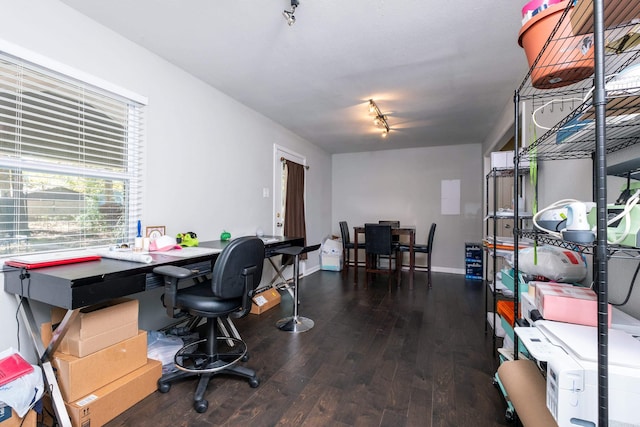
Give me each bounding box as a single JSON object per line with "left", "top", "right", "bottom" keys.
{"left": 3, "top": 236, "right": 303, "bottom": 309}
{"left": 2, "top": 235, "right": 303, "bottom": 427}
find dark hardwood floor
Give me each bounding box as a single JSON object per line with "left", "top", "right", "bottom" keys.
{"left": 106, "top": 269, "right": 510, "bottom": 427}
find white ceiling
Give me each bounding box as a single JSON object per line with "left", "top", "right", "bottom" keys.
{"left": 59, "top": 0, "right": 529, "bottom": 154}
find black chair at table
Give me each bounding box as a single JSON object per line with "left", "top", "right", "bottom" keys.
{"left": 339, "top": 221, "right": 364, "bottom": 274}
{"left": 152, "top": 236, "right": 264, "bottom": 413}
{"left": 378, "top": 220, "right": 400, "bottom": 244}
{"left": 364, "top": 223, "right": 399, "bottom": 290}
{"left": 398, "top": 222, "right": 437, "bottom": 288}
{"left": 378, "top": 220, "right": 400, "bottom": 264}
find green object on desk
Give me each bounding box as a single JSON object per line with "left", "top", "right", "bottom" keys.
{"left": 177, "top": 232, "right": 199, "bottom": 247}
{"left": 220, "top": 230, "right": 231, "bottom": 241}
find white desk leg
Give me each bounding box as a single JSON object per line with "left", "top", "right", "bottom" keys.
{"left": 268, "top": 258, "right": 294, "bottom": 298}
{"left": 15, "top": 296, "right": 72, "bottom": 427}
{"left": 217, "top": 317, "right": 242, "bottom": 347}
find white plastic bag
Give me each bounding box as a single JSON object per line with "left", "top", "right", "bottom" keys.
{"left": 517, "top": 245, "right": 587, "bottom": 283}
{"left": 321, "top": 235, "right": 342, "bottom": 255}
{"left": 0, "top": 348, "right": 43, "bottom": 418}
{"left": 147, "top": 331, "right": 183, "bottom": 374}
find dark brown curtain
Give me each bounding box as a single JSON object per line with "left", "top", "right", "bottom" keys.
{"left": 283, "top": 160, "right": 307, "bottom": 260}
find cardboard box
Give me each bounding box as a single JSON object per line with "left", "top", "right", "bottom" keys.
{"left": 0, "top": 407, "right": 36, "bottom": 427}
{"left": 51, "top": 298, "right": 139, "bottom": 357}
{"left": 53, "top": 330, "right": 148, "bottom": 402}
{"left": 65, "top": 358, "right": 161, "bottom": 427}
{"left": 320, "top": 254, "right": 343, "bottom": 271}
{"left": 535, "top": 282, "right": 611, "bottom": 327}
{"left": 250, "top": 287, "right": 281, "bottom": 314}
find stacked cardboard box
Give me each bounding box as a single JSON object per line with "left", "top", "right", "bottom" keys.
{"left": 41, "top": 298, "right": 162, "bottom": 427}
{"left": 0, "top": 406, "right": 36, "bottom": 427}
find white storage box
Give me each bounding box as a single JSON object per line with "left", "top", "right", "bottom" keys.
{"left": 490, "top": 150, "right": 530, "bottom": 169}
{"left": 321, "top": 254, "right": 343, "bottom": 271}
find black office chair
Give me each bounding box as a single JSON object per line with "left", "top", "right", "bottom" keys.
{"left": 364, "top": 223, "right": 398, "bottom": 290}
{"left": 339, "top": 221, "right": 364, "bottom": 274}
{"left": 398, "top": 222, "right": 436, "bottom": 288}
{"left": 152, "top": 236, "right": 265, "bottom": 413}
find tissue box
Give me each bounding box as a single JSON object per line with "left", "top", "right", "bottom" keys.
{"left": 535, "top": 282, "right": 611, "bottom": 327}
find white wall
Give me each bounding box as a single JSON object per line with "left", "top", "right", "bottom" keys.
{"left": 332, "top": 144, "right": 484, "bottom": 273}
{"left": 0, "top": 0, "right": 332, "bottom": 357}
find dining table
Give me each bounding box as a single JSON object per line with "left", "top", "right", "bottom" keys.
{"left": 353, "top": 225, "right": 416, "bottom": 288}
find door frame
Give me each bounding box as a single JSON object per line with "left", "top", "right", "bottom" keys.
{"left": 273, "top": 144, "right": 306, "bottom": 237}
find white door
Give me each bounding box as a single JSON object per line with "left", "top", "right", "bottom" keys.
{"left": 273, "top": 145, "right": 306, "bottom": 237}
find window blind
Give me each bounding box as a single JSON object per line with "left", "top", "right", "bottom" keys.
{"left": 0, "top": 52, "right": 144, "bottom": 256}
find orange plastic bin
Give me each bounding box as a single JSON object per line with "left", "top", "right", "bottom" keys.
{"left": 518, "top": 1, "right": 594, "bottom": 89}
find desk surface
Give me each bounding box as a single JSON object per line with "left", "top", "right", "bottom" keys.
{"left": 3, "top": 236, "right": 303, "bottom": 309}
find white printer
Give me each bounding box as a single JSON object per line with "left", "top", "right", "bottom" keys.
{"left": 516, "top": 320, "right": 640, "bottom": 427}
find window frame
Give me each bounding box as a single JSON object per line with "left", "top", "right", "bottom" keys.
{"left": 0, "top": 41, "right": 146, "bottom": 256}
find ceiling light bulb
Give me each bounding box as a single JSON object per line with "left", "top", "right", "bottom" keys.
{"left": 283, "top": 1, "right": 298, "bottom": 26}
{"left": 283, "top": 10, "right": 296, "bottom": 25}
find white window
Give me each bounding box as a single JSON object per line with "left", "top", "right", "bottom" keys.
{"left": 0, "top": 50, "right": 145, "bottom": 255}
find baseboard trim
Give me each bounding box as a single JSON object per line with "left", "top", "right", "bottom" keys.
{"left": 399, "top": 265, "right": 465, "bottom": 275}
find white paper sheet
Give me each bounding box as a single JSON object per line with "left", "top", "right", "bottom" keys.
{"left": 441, "top": 179, "right": 460, "bottom": 215}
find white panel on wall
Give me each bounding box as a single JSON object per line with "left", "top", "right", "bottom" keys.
{"left": 441, "top": 179, "right": 461, "bottom": 215}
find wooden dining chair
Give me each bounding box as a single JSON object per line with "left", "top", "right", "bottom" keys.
{"left": 339, "top": 221, "right": 364, "bottom": 274}
{"left": 364, "top": 223, "right": 399, "bottom": 290}
{"left": 378, "top": 220, "right": 400, "bottom": 241}
{"left": 398, "top": 222, "right": 436, "bottom": 288}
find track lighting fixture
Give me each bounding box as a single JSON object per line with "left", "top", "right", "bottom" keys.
{"left": 368, "top": 99, "right": 390, "bottom": 137}
{"left": 283, "top": 0, "right": 299, "bottom": 26}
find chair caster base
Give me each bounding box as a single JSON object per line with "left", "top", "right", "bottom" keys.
{"left": 276, "top": 315, "right": 314, "bottom": 333}
{"left": 194, "top": 399, "right": 208, "bottom": 413}
{"left": 158, "top": 380, "right": 171, "bottom": 393}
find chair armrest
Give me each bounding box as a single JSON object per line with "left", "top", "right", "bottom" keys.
{"left": 153, "top": 265, "right": 194, "bottom": 279}
{"left": 153, "top": 265, "right": 197, "bottom": 318}
{"left": 231, "top": 265, "right": 258, "bottom": 319}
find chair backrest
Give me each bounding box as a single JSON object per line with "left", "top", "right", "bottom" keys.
{"left": 379, "top": 220, "right": 400, "bottom": 243}
{"left": 339, "top": 221, "right": 350, "bottom": 247}
{"left": 427, "top": 223, "right": 437, "bottom": 251}
{"left": 378, "top": 220, "right": 399, "bottom": 227}
{"left": 365, "top": 223, "right": 393, "bottom": 255}
{"left": 211, "top": 236, "right": 265, "bottom": 300}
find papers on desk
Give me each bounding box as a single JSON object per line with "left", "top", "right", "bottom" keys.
{"left": 96, "top": 249, "right": 153, "bottom": 264}
{"left": 99, "top": 246, "right": 222, "bottom": 262}
{"left": 158, "top": 246, "right": 222, "bottom": 258}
